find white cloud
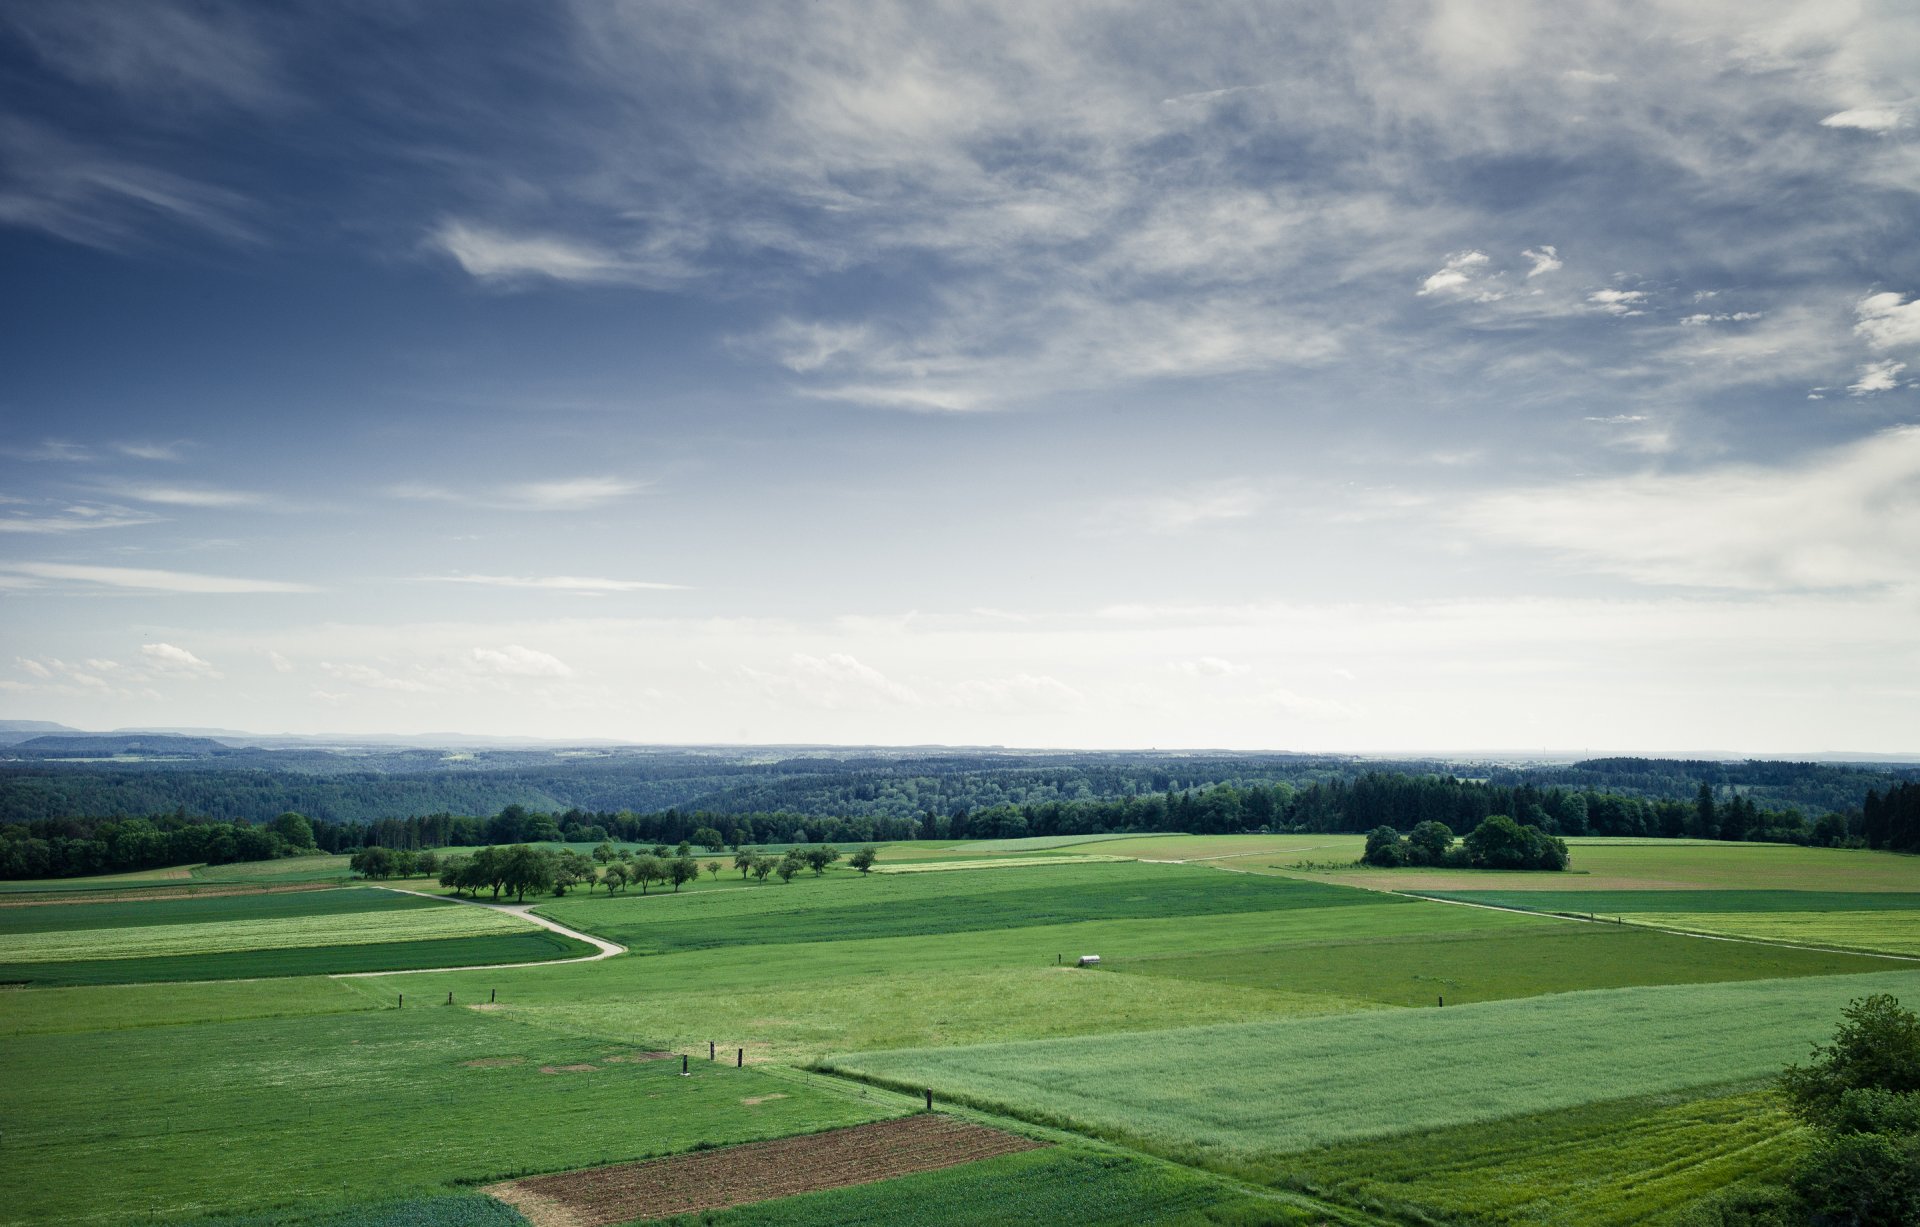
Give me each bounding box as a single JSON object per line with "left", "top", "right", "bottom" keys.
{"left": 950, "top": 673, "right": 1086, "bottom": 713}
{"left": 1119, "top": 484, "right": 1267, "bottom": 534}
{"left": 1, "top": 562, "right": 314, "bottom": 593}
{"left": 470, "top": 645, "right": 573, "bottom": 677}
{"left": 0, "top": 502, "right": 162, "bottom": 533}
{"left": 1456, "top": 426, "right": 1920, "bottom": 589}
{"left": 1588, "top": 289, "right": 1647, "bottom": 316}
{"left": 141, "top": 643, "right": 218, "bottom": 676}
{"left": 113, "top": 441, "right": 184, "bottom": 461}
{"left": 1856, "top": 292, "right": 1920, "bottom": 350}
{"left": 1821, "top": 108, "right": 1902, "bottom": 132}
{"left": 319, "top": 662, "right": 436, "bottom": 693}
{"left": 1418, "top": 250, "right": 1499, "bottom": 298}
{"left": 267, "top": 650, "right": 294, "bottom": 673}
{"left": 422, "top": 573, "right": 687, "bottom": 594}
{"left": 1849, "top": 360, "right": 1907, "bottom": 396}
{"left": 743, "top": 653, "right": 922, "bottom": 709}
{"left": 112, "top": 484, "right": 260, "bottom": 507}
{"left": 391, "top": 476, "right": 644, "bottom": 511}
{"left": 1521, "top": 245, "right": 1562, "bottom": 277}
{"left": 1679, "top": 312, "right": 1763, "bottom": 325}
{"left": 429, "top": 220, "right": 628, "bottom": 284}
{"left": 1, "top": 439, "right": 91, "bottom": 462}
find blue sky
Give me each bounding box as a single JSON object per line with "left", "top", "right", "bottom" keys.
{"left": 2, "top": 1, "right": 1917, "bottom": 751}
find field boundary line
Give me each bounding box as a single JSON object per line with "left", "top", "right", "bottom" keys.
{"left": 331, "top": 885, "right": 625, "bottom": 977}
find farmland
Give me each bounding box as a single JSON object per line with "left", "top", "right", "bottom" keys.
{"left": 4, "top": 834, "right": 1920, "bottom": 1225}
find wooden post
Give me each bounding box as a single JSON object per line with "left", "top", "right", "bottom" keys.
{"left": 448, "top": 991, "right": 454, "bottom": 1005}
{"left": 490, "top": 988, "right": 496, "bottom": 1003}
{"left": 682, "top": 1055, "right": 689, "bottom": 1076}
{"left": 710, "top": 1041, "right": 716, "bottom": 1060}
{"left": 397, "top": 993, "right": 403, "bottom": 1008}
{"left": 737, "top": 1048, "right": 743, "bottom": 1067}
{"left": 924, "top": 1088, "right": 933, "bottom": 1111}
{"left": 1438, "top": 995, "right": 1443, "bottom": 1007}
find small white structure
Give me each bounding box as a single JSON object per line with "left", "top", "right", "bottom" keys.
{"left": 1077, "top": 954, "right": 1101, "bottom": 967}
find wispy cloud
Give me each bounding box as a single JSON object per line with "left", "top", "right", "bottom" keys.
{"left": 0, "top": 501, "right": 162, "bottom": 534}
{"left": 1122, "top": 484, "right": 1268, "bottom": 534}
{"left": 141, "top": 642, "right": 219, "bottom": 676}
{"left": 429, "top": 220, "right": 631, "bottom": 285}
{"left": 390, "top": 476, "right": 644, "bottom": 511}
{"left": 1, "top": 562, "right": 314, "bottom": 593}
{"left": 1849, "top": 360, "right": 1908, "bottom": 396}
{"left": 420, "top": 573, "right": 688, "bottom": 594}
{"left": 112, "top": 441, "right": 187, "bottom": 461}
{"left": 1856, "top": 292, "right": 1920, "bottom": 350}
{"left": 470, "top": 645, "right": 572, "bottom": 677}
{"left": 1821, "top": 108, "right": 1903, "bottom": 132}
{"left": 110, "top": 484, "right": 261, "bottom": 507}
{"left": 1456, "top": 426, "right": 1920, "bottom": 589}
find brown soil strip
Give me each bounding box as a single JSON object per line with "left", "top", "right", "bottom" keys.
{"left": 740, "top": 1093, "right": 788, "bottom": 1105}
{"left": 488, "top": 1115, "right": 1046, "bottom": 1226}
{"left": 539, "top": 1063, "right": 600, "bottom": 1074}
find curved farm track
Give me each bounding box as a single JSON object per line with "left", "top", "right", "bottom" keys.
{"left": 330, "top": 885, "right": 625, "bottom": 978}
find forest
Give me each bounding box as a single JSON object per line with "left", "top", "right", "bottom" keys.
{"left": 0, "top": 764, "right": 1899, "bottom": 881}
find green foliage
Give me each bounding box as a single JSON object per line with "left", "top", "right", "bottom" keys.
{"left": 849, "top": 846, "right": 877, "bottom": 874}
{"left": 1462, "top": 815, "right": 1569, "bottom": 870}
{"left": 1793, "top": 1130, "right": 1920, "bottom": 1226}
{"left": 649, "top": 1146, "right": 1308, "bottom": 1227}
{"left": 1781, "top": 994, "right": 1920, "bottom": 1128}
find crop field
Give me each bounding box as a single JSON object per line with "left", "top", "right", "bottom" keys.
{"left": 870, "top": 854, "right": 1129, "bottom": 872}
{"left": 1110, "top": 921, "right": 1895, "bottom": 1006}
{"left": 648, "top": 1145, "right": 1306, "bottom": 1227}
{"left": 9, "top": 838, "right": 1920, "bottom": 1226}
{"left": 490, "top": 1115, "right": 1047, "bottom": 1225}
{"left": 0, "top": 887, "right": 588, "bottom": 985}
{"left": 539, "top": 860, "right": 1402, "bottom": 954}
{"left": 1283, "top": 1085, "right": 1801, "bottom": 1225}
{"left": 945, "top": 833, "right": 1173, "bottom": 854}
{"left": 820, "top": 970, "right": 1920, "bottom": 1171}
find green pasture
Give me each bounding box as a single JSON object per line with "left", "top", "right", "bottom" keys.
{"left": 0, "top": 927, "right": 590, "bottom": 986}
{"left": 0, "top": 975, "right": 377, "bottom": 1037}
{"left": 871, "top": 854, "right": 1130, "bottom": 873}
{"left": 652, "top": 1144, "right": 1312, "bottom": 1227}
{"left": 1111, "top": 921, "right": 1894, "bottom": 1006}
{"left": 1283, "top": 1084, "right": 1801, "bottom": 1226}
{"left": 0, "top": 886, "right": 439, "bottom": 934}
{"left": 0, "top": 900, "right": 523, "bottom": 963}
{"left": 538, "top": 860, "right": 1400, "bottom": 954}
{"left": 820, "top": 970, "right": 1920, "bottom": 1175}
{"left": 1631, "top": 910, "right": 1920, "bottom": 955}
{"left": 946, "top": 833, "right": 1177, "bottom": 854}
{"left": 0, "top": 1007, "right": 896, "bottom": 1227}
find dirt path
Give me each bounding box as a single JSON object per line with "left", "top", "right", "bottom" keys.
{"left": 330, "top": 885, "right": 625, "bottom": 978}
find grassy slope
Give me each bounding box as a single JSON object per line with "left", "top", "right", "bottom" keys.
{"left": 0, "top": 903, "right": 525, "bottom": 963}
{"left": 1289, "top": 843, "right": 1920, "bottom": 893}
{"left": 821, "top": 970, "right": 1920, "bottom": 1173}
{"left": 0, "top": 1008, "right": 896, "bottom": 1227}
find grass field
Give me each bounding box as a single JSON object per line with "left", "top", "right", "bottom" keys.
{"left": 871, "top": 855, "right": 1130, "bottom": 873}
{"left": 9, "top": 836, "right": 1920, "bottom": 1226}
{"left": 0, "top": 1008, "right": 897, "bottom": 1227}
{"left": 537, "top": 861, "right": 1403, "bottom": 955}
{"left": 1282, "top": 1084, "right": 1802, "bottom": 1226}
{"left": 1111, "top": 921, "right": 1896, "bottom": 1006}
{"left": 0, "top": 900, "right": 525, "bottom": 962}
{"left": 821, "top": 970, "right": 1920, "bottom": 1172}
{"left": 182, "top": 1195, "right": 529, "bottom": 1227}
{"left": 946, "top": 833, "right": 1175, "bottom": 854}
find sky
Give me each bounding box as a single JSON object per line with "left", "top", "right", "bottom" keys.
{"left": 1, "top": 0, "right": 1918, "bottom": 753}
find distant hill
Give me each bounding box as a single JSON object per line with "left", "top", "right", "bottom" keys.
{"left": 9, "top": 733, "right": 242, "bottom": 757}
{"left": 0, "top": 720, "right": 85, "bottom": 747}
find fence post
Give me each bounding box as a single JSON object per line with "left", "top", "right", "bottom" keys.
{"left": 710, "top": 1041, "right": 715, "bottom": 1060}
{"left": 397, "top": 993, "right": 403, "bottom": 1008}
{"left": 1438, "top": 995, "right": 1443, "bottom": 1007}
{"left": 490, "top": 988, "right": 496, "bottom": 1003}
{"left": 682, "top": 1055, "right": 689, "bottom": 1076}
{"left": 924, "top": 1088, "right": 933, "bottom": 1111}
{"left": 448, "top": 991, "right": 454, "bottom": 1005}
{"left": 737, "top": 1048, "right": 743, "bottom": 1067}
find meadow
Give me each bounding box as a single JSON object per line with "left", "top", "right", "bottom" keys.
{"left": 819, "top": 970, "right": 1920, "bottom": 1170}
{"left": 5, "top": 834, "right": 1920, "bottom": 1226}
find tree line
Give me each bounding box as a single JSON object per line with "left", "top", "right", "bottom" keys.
{"left": 1361, "top": 815, "right": 1570, "bottom": 871}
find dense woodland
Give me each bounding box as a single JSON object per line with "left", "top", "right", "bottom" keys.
{"left": 2, "top": 757, "right": 1910, "bottom": 880}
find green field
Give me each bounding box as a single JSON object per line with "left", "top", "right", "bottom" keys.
{"left": 820, "top": 970, "right": 1920, "bottom": 1172}
{"left": 1282, "top": 1084, "right": 1802, "bottom": 1226}
{"left": 0, "top": 1008, "right": 896, "bottom": 1227}
{"left": 8, "top": 838, "right": 1920, "bottom": 1226}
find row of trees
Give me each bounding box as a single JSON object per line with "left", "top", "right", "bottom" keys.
{"left": 1863, "top": 783, "right": 1920, "bottom": 853}
{"left": 1361, "top": 815, "right": 1571, "bottom": 871}
{"left": 0, "top": 811, "right": 317, "bottom": 880}
{"left": 357, "top": 841, "right": 881, "bottom": 900}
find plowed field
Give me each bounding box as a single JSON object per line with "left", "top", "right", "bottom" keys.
{"left": 488, "top": 1115, "right": 1046, "bottom": 1225}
